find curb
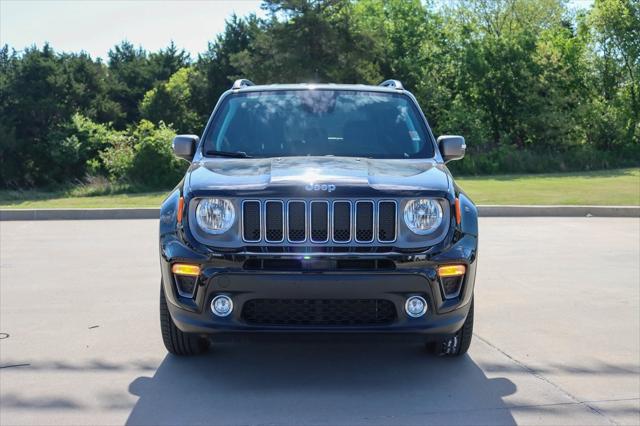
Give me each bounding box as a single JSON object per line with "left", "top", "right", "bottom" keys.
{"left": 1, "top": 205, "right": 638, "bottom": 221}
{"left": 477, "top": 205, "right": 640, "bottom": 218}
{"left": 0, "top": 208, "right": 159, "bottom": 221}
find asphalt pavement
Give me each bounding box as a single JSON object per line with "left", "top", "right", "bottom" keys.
{"left": 1, "top": 218, "right": 639, "bottom": 425}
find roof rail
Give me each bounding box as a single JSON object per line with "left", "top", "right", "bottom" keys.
{"left": 232, "top": 79, "right": 255, "bottom": 90}
{"left": 379, "top": 79, "right": 404, "bottom": 90}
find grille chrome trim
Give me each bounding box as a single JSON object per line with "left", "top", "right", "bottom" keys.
{"left": 331, "top": 200, "right": 353, "bottom": 243}
{"left": 241, "top": 200, "right": 262, "bottom": 243}
{"left": 309, "top": 200, "right": 330, "bottom": 243}
{"left": 264, "top": 200, "right": 285, "bottom": 243}
{"left": 354, "top": 200, "right": 375, "bottom": 243}
{"left": 377, "top": 200, "right": 398, "bottom": 243}
{"left": 286, "top": 200, "right": 307, "bottom": 243}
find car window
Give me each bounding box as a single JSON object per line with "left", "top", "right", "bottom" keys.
{"left": 203, "top": 90, "right": 434, "bottom": 159}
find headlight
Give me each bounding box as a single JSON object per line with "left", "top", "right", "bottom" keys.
{"left": 195, "top": 198, "right": 235, "bottom": 234}
{"left": 403, "top": 199, "right": 443, "bottom": 234}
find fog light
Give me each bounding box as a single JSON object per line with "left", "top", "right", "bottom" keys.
{"left": 211, "top": 295, "right": 233, "bottom": 317}
{"left": 405, "top": 296, "right": 427, "bottom": 318}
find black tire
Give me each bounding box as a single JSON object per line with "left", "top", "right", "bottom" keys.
{"left": 160, "top": 284, "right": 209, "bottom": 356}
{"left": 431, "top": 298, "right": 474, "bottom": 357}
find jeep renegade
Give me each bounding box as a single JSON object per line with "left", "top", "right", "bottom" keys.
{"left": 159, "top": 79, "right": 478, "bottom": 357}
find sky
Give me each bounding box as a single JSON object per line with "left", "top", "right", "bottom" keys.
{"left": 0, "top": 0, "right": 265, "bottom": 60}
{"left": 1, "top": 0, "right": 595, "bottom": 61}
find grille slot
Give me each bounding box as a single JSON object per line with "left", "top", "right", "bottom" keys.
{"left": 242, "top": 299, "right": 397, "bottom": 326}
{"left": 265, "top": 201, "right": 284, "bottom": 242}
{"left": 333, "top": 201, "right": 351, "bottom": 242}
{"left": 378, "top": 201, "right": 397, "bottom": 242}
{"left": 287, "top": 201, "right": 306, "bottom": 242}
{"left": 310, "top": 201, "right": 329, "bottom": 242}
{"left": 242, "top": 201, "right": 261, "bottom": 242}
{"left": 355, "top": 201, "right": 374, "bottom": 242}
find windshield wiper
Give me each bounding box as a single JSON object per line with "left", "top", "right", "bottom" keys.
{"left": 205, "top": 150, "right": 252, "bottom": 158}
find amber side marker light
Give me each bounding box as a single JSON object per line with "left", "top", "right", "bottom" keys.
{"left": 438, "top": 264, "right": 466, "bottom": 277}
{"left": 177, "top": 197, "right": 184, "bottom": 223}
{"left": 455, "top": 198, "right": 462, "bottom": 224}
{"left": 171, "top": 263, "right": 201, "bottom": 276}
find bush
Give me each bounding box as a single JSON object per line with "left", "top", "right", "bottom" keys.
{"left": 99, "top": 119, "right": 186, "bottom": 188}
{"left": 128, "top": 120, "right": 187, "bottom": 188}
{"left": 99, "top": 131, "right": 134, "bottom": 182}
{"left": 448, "top": 144, "right": 640, "bottom": 176}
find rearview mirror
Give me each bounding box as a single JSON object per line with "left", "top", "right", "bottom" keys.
{"left": 172, "top": 135, "right": 199, "bottom": 162}
{"left": 437, "top": 135, "right": 466, "bottom": 163}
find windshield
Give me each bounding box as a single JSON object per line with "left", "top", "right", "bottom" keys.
{"left": 203, "top": 90, "right": 435, "bottom": 159}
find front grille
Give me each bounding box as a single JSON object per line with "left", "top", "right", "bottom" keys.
{"left": 242, "top": 199, "right": 398, "bottom": 244}
{"left": 242, "top": 299, "right": 397, "bottom": 326}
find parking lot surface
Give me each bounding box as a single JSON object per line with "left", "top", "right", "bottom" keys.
{"left": 1, "top": 218, "right": 639, "bottom": 425}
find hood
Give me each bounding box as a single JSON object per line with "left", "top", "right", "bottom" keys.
{"left": 186, "top": 156, "right": 451, "bottom": 194}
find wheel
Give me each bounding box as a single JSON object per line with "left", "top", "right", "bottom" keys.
{"left": 159, "top": 283, "right": 209, "bottom": 356}
{"left": 431, "top": 298, "right": 474, "bottom": 357}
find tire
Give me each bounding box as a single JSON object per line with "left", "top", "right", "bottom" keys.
{"left": 431, "top": 298, "right": 474, "bottom": 357}
{"left": 159, "top": 283, "right": 209, "bottom": 356}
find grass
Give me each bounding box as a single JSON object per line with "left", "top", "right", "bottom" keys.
{"left": 0, "top": 190, "right": 168, "bottom": 208}
{"left": 456, "top": 168, "right": 640, "bottom": 206}
{"left": 0, "top": 168, "right": 638, "bottom": 208}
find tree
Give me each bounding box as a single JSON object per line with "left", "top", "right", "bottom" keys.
{"left": 586, "top": 0, "right": 640, "bottom": 144}
{"left": 140, "top": 67, "right": 201, "bottom": 134}
{"left": 231, "top": 1, "right": 381, "bottom": 84}
{"left": 107, "top": 41, "right": 154, "bottom": 127}
{"left": 148, "top": 41, "right": 191, "bottom": 82}
{"left": 189, "top": 14, "right": 260, "bottom": 121}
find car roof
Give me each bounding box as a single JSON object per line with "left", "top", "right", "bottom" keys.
{"left": 231, "top": 83, "right": 406, "bottom": 94}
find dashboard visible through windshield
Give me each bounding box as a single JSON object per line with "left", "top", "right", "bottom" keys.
{"left": 203, "top": 90, "right": 435, "bottom": 159}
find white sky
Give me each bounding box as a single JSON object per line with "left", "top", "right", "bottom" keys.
{"left": 1, "top": 0, "right": 594, "bottom": 61}
{"left": 0, "top": 0, "right": 264, "bottom": 60}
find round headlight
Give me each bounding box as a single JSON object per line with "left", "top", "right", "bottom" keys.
{"left": 195, "top": 198, "right": 235, "bottom": 234}
{"left": 403, "top": 199, "right": 443, "bottom": 234}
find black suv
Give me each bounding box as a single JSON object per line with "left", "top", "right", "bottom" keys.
{"left": 159, "top": 79, "right": 478, "bottom": 357}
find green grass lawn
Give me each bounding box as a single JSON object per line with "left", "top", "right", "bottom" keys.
{"left": 1, "top": 168, "right": 638, "bottom": 208}
{"left": 457, "top": 168, "right": 640, "bottom": 205}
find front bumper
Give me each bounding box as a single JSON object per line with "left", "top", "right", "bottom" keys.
{"left": 160, "top": 234, "right": 477, "bottom": 338}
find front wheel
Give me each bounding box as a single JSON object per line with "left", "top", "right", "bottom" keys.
{"left": 159, "top": 283, "right": 209, "bottom": 356}
{"left": 430, "top": 298, "right": 474, "bottom": 357}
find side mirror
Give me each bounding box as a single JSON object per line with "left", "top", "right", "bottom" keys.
{"left": 437, "top": 135, "right": 466, "bottom": 163}
{"left": 172, "top": 135, "right": 199, "bottom": 162}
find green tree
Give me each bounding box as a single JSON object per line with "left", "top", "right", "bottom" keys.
{"left": 107, "top": 41, "right": 155, "bottom": 127}
{"left": 586, "top": 0, "right": 640, "bottom": 145}
{"left": 140, "top": 67, "right": 201, "bottom": 133}
{"left": 231, "top": 1, "right": 381, "bottom": 83}
{"left": 189, "top": 14, "right": 260, "bottom": 121}
{"left": 148, "top": 41, "right": 191, "bottom": 82}
{"left": 0, "top": 44, "right": 78, "bottom": 186}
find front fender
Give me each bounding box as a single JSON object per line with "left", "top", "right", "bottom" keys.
{"left": 458, "top": 192, "right": 478, "bottom": 236}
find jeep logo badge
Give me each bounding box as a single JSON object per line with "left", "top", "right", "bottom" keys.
{"left": 305, "top": 183, "right": 336, "bottom": 193}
